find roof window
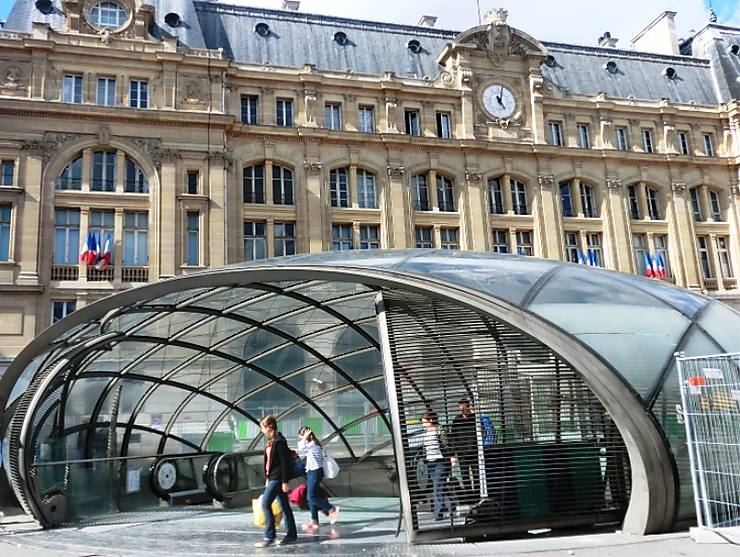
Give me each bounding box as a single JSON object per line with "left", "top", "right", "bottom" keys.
{"left": 407, "top": 39, "right": 422, "bottom": 54}
{"left": 35, "top": 0, "right": 54, "bottom": 14}
{"left": 544, "top": 55, "right": 557, "bottom": 68}
{"left": 255, "top": 22, "right": 270, "bottom": 37}
{"left": 604, "top": 60, "right": 618, "bottom": 74}
{"left": 334, "top": 31, "right": 348, "bottom": 45}
{"left": 730, "top": 44, "right": 740, "bottom": 55}
{"left": 164, "top": 12, "right": 181, "bottom": 27}
{"left": 664, "top": 67, "right": 677, "bottom": 79}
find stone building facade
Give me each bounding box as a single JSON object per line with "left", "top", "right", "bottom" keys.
{"left": 0, "top": 2, "right": 738, "bottom": 373}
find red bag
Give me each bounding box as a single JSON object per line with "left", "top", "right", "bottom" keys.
{"left": 288, "top": 483, "right": 308, "bottom": 510}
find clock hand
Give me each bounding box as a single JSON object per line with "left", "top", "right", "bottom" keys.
{"left": 496, "top": 95, "right": 504, "bottom": 107}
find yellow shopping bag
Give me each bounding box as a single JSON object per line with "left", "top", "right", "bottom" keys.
{"left": 252, "top": 495, "right": 283, "bottom": 529}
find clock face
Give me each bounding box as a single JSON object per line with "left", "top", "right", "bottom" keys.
{"left": 156, "top": 462, "right": 177, "bottom": 491}
{"left": 482, "top": 85, "right": 516, "bottom": 119}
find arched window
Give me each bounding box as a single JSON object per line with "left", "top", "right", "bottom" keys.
{"left": 124, "top": 157, "right": 148, "bottom": 193}
{"left": 436, "top": 175, "right": 455, "bottom": 212}
{"left": 357, "top": 169, "right": 377, "bottom": 209}
{"left": 243, "top": 165, "right": 265, "bottom": 204}
{"left": 708, "top": 189, "right": 723, "bottom": 221}
{"left": 411, "top": 174, "right": 429, "bottom": 211}
{"left": 56, "top": 156, "right": 82, "bottom": 190}
{"left": 90, "top": 2, "right": 127, "bottom": 29}
{"left": 646, "top": 187, "right": 661, "bottom": 220}
{"left": 488, "top": 178, "right": 504, "bottom": 215}
{"left": 627, "top": 185, "right": 641, "bottom": 220}
{"left": 510, "top": 179, "right": 528, "bottom": 215}
{"left": 581, "top": 184, "right": 598, "bottom": 218}
{"left": 330, "top": 168, "right": 349, "bottom": 208}
{"left": 689, "top": 187, "right": 703, "bottom": 222}
{"left": 272, "top": 165, "right": 293, "bottom": 205}
{"left": 91, "top": 150, "right": 116, "bottom": 191}
{"left": 560, "top": 181, "right": 573, "bottom": 217}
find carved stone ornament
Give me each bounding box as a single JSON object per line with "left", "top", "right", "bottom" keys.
{"left": 485, "top": 16, "right": 512, "bottom": 65}
{"left": 531, "top": 76, "right": 544, "bottom": 94}
{"left": 160, "top": 148, "right": 180, "bottom": 163}
{"left": 465, "top": 171, "right": 481, "bottom": 183}
{"left": 22, "top": 132, "right": 82, "bottom": 162}
{"left": 181, "top": 79, "right": 208, "bottom": 105}
{"left": 538, "top": 175, "right": 554, "bottom": 189}
{"left": 671, "top": 182, "right": 686, "bottom": 195}
{"left": 606, "top": 178, "right": 623, "bottom": 190}
{"left": 485, "top": 8, "right": 509, "bottom": 25}
{"left": 98, "top": 124, "right": 112, "bottom": 145}
{"left": 304, "top": 88, "right": 319, "bottom": 126}
{"left": 729, "top": 184, "right": 740, "bottom": 197}
{"left": 208, "top": 149, "right": 233, "bottom": 169}
{"left": 0, "top": 63, "right": 27, "bottom": 92}
{"left": 130, "top": 138, "right": 163, "bottom": 167}
{"left": 387, "top": 165, "right": 405, "bottom": 179}
{"left": 304, "top": 161, "right": 322, "bottom": 174}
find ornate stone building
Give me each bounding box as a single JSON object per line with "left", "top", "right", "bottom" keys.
{"left": 0, "top": 2, "right": 738, "bottom": 373}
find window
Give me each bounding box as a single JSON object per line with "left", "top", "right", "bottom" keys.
{"left": 0, "top": 205, "right": 11, "bottom": 261}
{"left": 437, "top": 176, "right": 455, "bottom": 212}
{"left": 90, "top": 2, "right": 126, "bottom": 29}
{"left": 124, "top": 157, "right": 148, "bottom": 193}
{"left": 360, "top": 225, "right": 380, "bottom": 249}
{"left": 565, "top": 232, "right": 579, "bottom": 263}
{"left": 492, "top": 229, "right": 509, "bottom": 253}
{"left": 358, "top": 105, "right": 375, "bottom": 133}
{"left": 129, "top": 80, "right": 148, "bottom": 109}
{"left": 53, "top": 208, "right": 80, "bottom": 264}
{"left": 677, "top": 131, "right": 690, "bottom": 155}
{"left": 653, "top": 234, "right": 670, "bottom": 278}
{"left": 646, "top": 187, "right": 661, "bottom": 220}
{"left": 52, "top": 300, "right": 76, "bottom": 324}
{"left": 91, "top": 150, "right": 116, "bottom": 191}
{"left": 243, "top": 165, "right": 265, "bottom": 203}
{"left": 510, "top": 180, "right": 528, "bottom": 215}
{"left": 548, "top": 121, "right": 563, "bottom": 146}
{"left": 702, "top": 133, "right": 715, "bottom": 156}
{"left": 1, "top": 160, "right": 14, "bottom": 186}
{"left": 405, "top": 110, "right": 420, "bottom": 136}
{"left": 697, "top": 236, "right": 712, "bottom": 279}
{"left": 615, "top": 127, "right": 628, "bottom": 151}
{"left": 240, "top": 95, "right": 258, "bottom": 125}
{"left": 325, "top": 103, "right": 342, "bottom": 130}
{"left": 276, "top": 99, "right": 293, "bottom": 126}
{"left": 123, "top": 212, "right": 148, "bottom": 266}
{"left": 412, "top": 174, "right": 430, "bottom": 211}
{"left": 577, "top": 123, "right": 590, "bottom": 149}
{"left": 274, "top": 222, "right": 296, "bottom": 256}
{"left": 89, "top": 210, "right": 114, "bottom": 262}
{"left": 560, "top": 181, "right": 573, "bottom": 217}
{"left": 185, "top": 212, "right": 199, "bottom": 266}
{"left": 57, "top": 156, "right": 82, "bottom": 190}
{"left": 641, "top": 128, "right": 654, "bottom": 153}
{"left": 489, "top": 178, "right": 504, "bottom": 215}
{"left": 633, "top": 234, "right": 648, "bottom": 275}
{"left": 709, "top": 190, "right": 722, "bottom": 221}
{"left": 436, "top": 112, "right": 452, "bottom": 138}
{"left": 186, "top": 170, "right": 199, "bottom": 194}
{"left": 329, "top": 168, "right": 349, "bottom": 208}
{"left": 440, "top": 228, "right": 459, "bottom": 250}
{"left": 717, "top": 236, "right": 733, "bottom": 278}
{"left": 415, "top": 227, "right": 433, "bottom": 248}
{"left": 627, "top": 185, "right": 641, "bottom": 219}
{"left": 96, "top": 77, "right": 116, "bottom": 106}
{"left": 357, "top": 169, "right": 377, "bottom": 209}
{"left": 689, "top": 188, "right": 703, "bottom": 221}
{"left": 581, "top": 184, "right": 598, "bottom": 218}
{"left": 516, "top": 230, "right": 533, "bottom": 256}
{"left": 332, "top": 224, "right": 353, "bottom": 251}
{"left": 273, "top": 166, "right": 293, "bottom": 205}
{"left": 62, "top": 75, "right": 82, "bottom": 104}
{"left": 243, "top": 222, "right": 266, "bottom": 261}
{"left": 586, "top": 233, "right": 603, "bottom": 267}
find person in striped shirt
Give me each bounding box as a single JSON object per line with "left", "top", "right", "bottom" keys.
{"left": 297, "top": 426, "right": 339, "bottom": 531}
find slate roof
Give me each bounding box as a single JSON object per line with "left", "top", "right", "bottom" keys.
{"left": 690, "top": 25, "right": 740, "bottom": 103}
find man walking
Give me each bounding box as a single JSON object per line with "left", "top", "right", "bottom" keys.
{"left": 450, "top": 398, "right": 480, "bottom": 499}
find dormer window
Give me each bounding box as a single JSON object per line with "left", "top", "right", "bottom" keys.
{"left": 90, "top": 2, "right": 127, "bottom": 30}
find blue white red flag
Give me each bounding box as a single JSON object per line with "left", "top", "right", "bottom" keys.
{"left": 587, "top": 250, "right": 596, "bottom": 267}
{"left": 577, "top": 249, "right": 586, "bottom": 265}
{"left": 79, "top": 232, "right": 98, "bottom": 266}
{"left": 643, "top": 252, "right": 654, "bottom": 278}
{"left": 651, "top": 252, "right": 659, "bottom": 278}
{"left": 95, "top": 233, "right": 112, "bottom": 271}
{"left": 656, "top": 253, "right": 666, "bottom": 279}
{"left": 517, "top": 247, "right": 526, "bottom": 256}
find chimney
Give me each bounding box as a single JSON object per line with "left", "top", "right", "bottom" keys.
{"left": 598, "top": 31, "right": 619, "bottom": 48}
{"left": 282, "top": 0, "right": 300, "bottom": 11}
{"left": 418, "top": 15, "right": 437, "bottom": 28}
{"left": 631, "top": 11, "right": 679, "bottom": 55}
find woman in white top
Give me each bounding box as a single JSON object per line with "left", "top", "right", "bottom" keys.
{"left": 421, "top": 410, "right": 454, "bottom": 521}
{"left": 297, "top": 426, "right": 339, "bottom": 531}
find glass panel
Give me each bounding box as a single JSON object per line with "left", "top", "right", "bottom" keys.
{"left": 231, "top": 295, "right": 307, "bottom": 322}
{"left": 251, "top": 343, "right": 318, "bottom": 375}
{"left": 270, "top": 307, "right": 343, "bottom": 337}
{"left": 221, "top": 328, "right": 284, "bottom": 361}
{"left": 696, "top": 302, "right": 740, "bottom": 353}
{"left": 302, "top": 327, "right": 372, "bottom": 358}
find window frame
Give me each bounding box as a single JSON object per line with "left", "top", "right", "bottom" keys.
{"left": 489, "top": 178, "right": 505, "bottom": 215}
{"left": 357, "top": 169, "right": 377, "bottom": 209}
{"left": 123, "top": 211, "right": 148, "bottom": 267}
{"left": 709, "top": 190, "right": 722, "bottom": 221}
{"left": 62, "top": 74, "right": 83, "bottom": 104}
{"left": 129, "top": 79, "right": 149, "bottom": 109}
{"left": 689, "top": 187, "right": 703, "bottom": 221}
{"left": 96, "top": 76, "right": 116, "bottom": 107}
{"left": 276, "top": 98, "right": 294, "bottom": 127}
{"left": 702, "top": 133, "right": 715, "bottom": 157}
{"left": 436, "top": 112, "right": 452, "bottom": 139}
{"left": 329, "top": 168, "right": 349, "bottom": 208}
{"left": 576, "top": 123, "right": 591, "bottom": 149}
{"left": 436, "top": 175, "right": 455, "bottom": 212}
{"left": 124, "top": 157, "right": 148, "bottom": 193}
{"left": 580, "top": 184, "right": 598, "bottom": 218}
{"left": 652, "top": 234, "right": 671, "bottom": 278}
{"left": 1, "top": 160, "right": 15, "bottom": 187}
{"left": 324, "top": 102, "right": 342, "bottom": 130}
{"left": 243, "top": 221, "right": 267, "bottom": 261}
{"left": 697, "top": 236, "right": 712, "bottom": 279}
{"left": 560, "top": 181, "right": 574, "bottom": 217}
{"left": 564, "top": 231, "right": 579, "bottom": 263}
{"left": 677, "top": 131, "right": 690, "bottom": 155}
{"left": 440, "top": 227, "right": 459, "bottom": 250}
{"left": 53, "top": 208, "right": 81, "bottom": 265}
{"left": 414, "top": 226, "right": 433, "bottom": 248}
{"left": 331, "top": 223, "right": 353, "bottom": 251}
{"left": 548, "top": 120, "right": 563, "bottom": 146}
{"left": 51, "top": 300, "right": 77, "bottom": 324}
{"left": 240, "top": 94, "right": 259, "bottom": 125}
{"left": 186, "top": 170, "right": 199, "bottom": 195}
{"left": 516, "top": 230, "right": 533, "bottom": 256}
{"left": 492, "top": 229, "right": 509, "bottom": 254}
{"left": 717, "top": 236, "right": 733, "bottom": 278}
{"left": 586, "top": 232, "right": 603, "bottom": 267}
{"left": 91, "top": 150, "right": 117, "bottom": 192}
{"left": 627, "top": 185, "right": 641, "bottom": 220}
{"left": 646, "top": 187, "right": 662, "bottom": 220}
{"left": 185, "top": 211, "right": 200, "bottom": 266}
{"left": 405, "top": 109, "right": 421, "bottom": 136}
{"left": 615, "top": 127, "right": 629, "bottom": 151}
{"left": 272, "top": 165, "right": 294, "bottom": 205}
{"left": 358, "top": 105, "right": 375, "bottom": 133}
{"left": 273, "top": 222, "right": 296, "bottom": 256}
{"left": 0, "top": 204, "right": 12, "bottom": 262}
{"left": 641, "top": 128, "right": 654, "bottom": 153}
{"left": 510, "top": 179, "right": 528, "bottom": 215}
{"left": 359, "top": 224, "right": 380, "bottom": 249}
{"left": 243, "top": 164, "right": 265, "bottom": 204}
{"left": 412, "top": 174, "right": 430, "bottom": 211}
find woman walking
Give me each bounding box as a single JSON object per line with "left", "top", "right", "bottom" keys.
{"left": 255, "top": 415, "right": 298, "bottom": 548}
{"left": 421, "top": 410, "right": 454, "bottom": 521}
{"left": 297, "top": 426, "right": 339, "bottom": 531}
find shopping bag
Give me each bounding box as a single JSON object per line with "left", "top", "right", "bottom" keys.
{"left": 322, "top": 450, "right": 340, "bottom": 479}
{"left": 252, "top": 495, "right": 283, "bottom": 528}
{"left": 289, "top": 450, "right": 306, "bottom": 479}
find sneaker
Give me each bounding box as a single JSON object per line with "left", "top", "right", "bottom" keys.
{"left": 276, "top": 536, "right": 297, "bottom": 546}
{"left": 254, "top": 538, "right": 275, "bottom": 548}
{"left": 328, "top": 506, "right": 340, "bottom": 525}
{"left": 301, "top": 520, "right": 319, "bottom": 531}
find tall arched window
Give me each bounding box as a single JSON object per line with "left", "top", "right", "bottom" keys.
{"left": 329, "top": 168, "right": 349, "bottom": 208}
{"left": 357, "top": 169, "right": 377, "bottom": 209}
{"left": 243, "top": 165, "right": 265, "bottom": 204}
{"left": 560, "top": 181, "right": 574, "bottom": 217}
{"left": 124, "top": 157, "right": 148, "bottom": 193}
{"left": 510, "top": 179, "right": 528, "bottom": 215}
{"left": 581, "top": 184, "right": 598, "bottom": 218}
{"left": 56, "top": 156, "right": 82, "bottom": 190}
{"left": 436, "top": 175, "right": 455, "bottom": 212}
{"left": 272, "top": 165, "right": 293, "bottom": 205}
{"left": 646, "top": 187, "right": 662, "bottom": 220}
{"left": 91, "top": 150, "right": 116, "bottom": 191}
{"left": 708, "top": 189, "right": 723, "bottom": 221}
{"left": 689, "top": 187, "right": 703, "bottom": 221}
{"left": 488, "top": 178, "right": 504, "bottom": 214}
{"left": 411, "top": 174, "right": 429, "bottom": 211}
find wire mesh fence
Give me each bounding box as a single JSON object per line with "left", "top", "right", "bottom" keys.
{"left": 677, "top": 352, "right": 740, "bottom": 529}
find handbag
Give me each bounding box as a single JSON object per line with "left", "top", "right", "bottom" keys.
{"left": 322, "top": 449, "right": 340, "bottom": 479}
{"left": 252, "top": 494, "right": 283, "bottom": 528}
{"left": 289, "top": 450, "right": 306, "bottom": 479}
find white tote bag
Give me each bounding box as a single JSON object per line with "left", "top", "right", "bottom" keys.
{"left": 322, "top": 450, "right": 340, "bottom": 479}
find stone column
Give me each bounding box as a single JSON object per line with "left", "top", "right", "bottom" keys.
{"left": 638, "top": 181, "right": 650, "bottom": 221}
{"left": 16, "top": 146, "right": 43, "bottom": 285}
{"left": 114, "top": 207, "right": 123, "bottom": 285}
{"left": 385, "top": 165, "right": 408, "bottom": 247}
{"left": 668, "top": 182, "right": 698, "bottom": 288}
{"left": 304, "top": 161, "right": 324, "bottom": 252}
{"left": 349, "top": 164, "right": 358, "bottom": 209}
{"left": 81, "top": 148, "right": 92, "bottom": 192}
{"left": 535, "top": 174, "right": 560, "bottom": 259}
{"left": 699, "top": 185, "right": 712, "bottom": 222}
{"left": 603, "top": 179, "right": 632, "bottom": 272}
{"left": 265, "top": 160, "right": 274, "bottom": 205}
{"left": 158, "top": 153, "right": 179, "bottom": 278}
{"left": 78, "top": 207, "right": 89, "bottom": 281}
{"left": 266, "top": 217, "right": 275, "bottom": 257}
{"left": 463, "top": 171, "right": 487, "bottom": 251}
{"left": 429, "top": 169, "right": 438, "bottom": 211}
{"left": 572, "top": 178, "right": 583, "bottom": 217}
{"left": 422, "top": 101, "right": 436, "bottom": 138}
{"left": 502, "top": 174, "right": 512, "bottom": 213}
{"left": 116, "top": 151, "right": 125, "bottom": 193}
{"left": 529, "top": 73, "right": 546, "bottom": 145}
{"left": 208, "top": 153, "right": 228, "bottom": 267}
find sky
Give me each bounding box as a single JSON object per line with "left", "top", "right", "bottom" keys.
{"left": 1, "top": 0, "right": 739, "bottom": 47}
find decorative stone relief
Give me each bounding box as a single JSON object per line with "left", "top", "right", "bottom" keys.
{"left": 0, "top": 62, "right": 28, "bottom": 93}
{"left": 304, "top": 88, "right": 319, "bottom": 126}
{"left": 465, "top": 171, "right": 481, "bottom": 184}
{"left": 180, "top": 78, "right": 208, "bottom": 107}
{"left": 729, "top": 184, "right": 740, "bottom": 197}
{"left": 160, "top": 148, "right": 180, "bottom": 163}
{"left": 260, "top": 86, "right": 274, "bottom": 96}
{"left": 98, "top": 124, "right": 112, "bottom": 145}
{"left": 671, "top": 182, "right": 686, "bottom": 195}
{"left": 21, "top": 132, "right": 82, "bottom": 162}
{"left": 129, "top": 138, "right": 163, "bottom": 167}
{"left": 538, "top": 175, "right": 554, "bottom": 189}
{"left": 304, "top": 161, "right": 322, "bottom": 174}
{"left": 208, "top": 149, "right": 233, "bottom": 169}
{"left": 386, "top": 165, "right": 405, "bottom": 179}
{"left": 606, "top": 178, "right": 623, "bottom": 190}
{"left": 385, "top": 97, "right": 399, "bottom": 133}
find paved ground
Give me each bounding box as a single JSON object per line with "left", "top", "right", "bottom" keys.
{"left": 1, "top": 499, "right": 739, "bottom": 556}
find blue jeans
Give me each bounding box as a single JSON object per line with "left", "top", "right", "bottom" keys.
{"left": 306, "top": 468, "right": 332, "bottom": 522}
{"left": 262, "top": 480, "right": 297, "bottom": 541}
{"left": 428, "top": 459, "right": 453, "bottom": 520}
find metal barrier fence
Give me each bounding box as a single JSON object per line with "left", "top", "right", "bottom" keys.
{"left": 677, "top": 352, "right": 740, "bottom": 530}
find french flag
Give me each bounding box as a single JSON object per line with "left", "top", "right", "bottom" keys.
{"left": 651, "top": 252, "right": 660, "bottom": 278}
{"left": 79, "top": 232, "right": 98, "bottom": 266}
{"left": 656, "top": 253, "right": 666, "bottom": 279}
{"left": 577, "top": 249, "right": 586, "bottom": 265}
{"left": 643, "top": 252, "right": 654, "bottom": 278}
{"left": 94, "top": 233, "right": 112, "bottom": 271}
{"left": 587, "top": 250, "right": 597, "bottom": 267}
